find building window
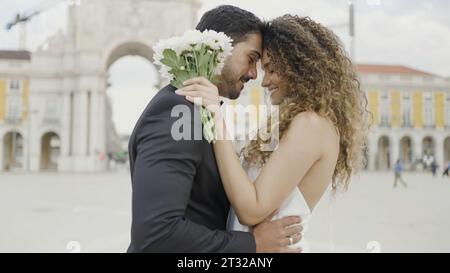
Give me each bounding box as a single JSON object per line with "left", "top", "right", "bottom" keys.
{"left": 43, "top": 97, "right": 60, "bottom": 124}
{"left": 424, "top": 92, "right": 433, "bottom": 128}
{"left": 380, "top": 90, "right": 390, "bottom": 127}
{"left": 9, "top": 79, "right": 20, "bottom": 91}
{"left": 402, "top": 92, "right": 412, "bottom": 128}
{"left": 6, "top": 95, "right": 21, "bottom": 123}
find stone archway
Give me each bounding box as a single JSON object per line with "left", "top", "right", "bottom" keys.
{"left": 40, "top": 132, "right": 60, "bottom": 171}
{"left": 65, "top": 0, "right": 197, "bottom": 171}
{"left": 377, "top": 136, "right": 390, "bottom": 170}
{"left": 400, "top": 136, "right": 413, "bottom": 170}
{"left": 3, "top": 131, "right": 24, "bottom": 171}
{"left": 102, "top": 42, "right": 157, "bottom": 170}
{"left": 9, "top": 0, "right": 199, "bottom": 172}
{"left": 422, "top": 136, "right": 436, "bottom": 169}
{"left": 422, "top": 136, "right": 435, "bottom": 156}
{"left": 104, "top": 42, "right": 155, "bottom": 71}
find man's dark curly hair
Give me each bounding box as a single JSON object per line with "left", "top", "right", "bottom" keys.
{"left": 196, "top": 5, "right": 265, "bottom": 44}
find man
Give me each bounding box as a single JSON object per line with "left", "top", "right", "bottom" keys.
{"left": 127, "top": 5, "right": 302, "bottom": 253}
{"left": 394, "top": 160, "right": 407, "bottom": 189}
{"left": 442, "top": 161, "right": 450, "bottom": 177}
{"left": 431, "top": 161, "right": 438, "bottom": 177}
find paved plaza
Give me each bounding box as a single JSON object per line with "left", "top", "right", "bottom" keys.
{"left": 1, "top": 170, "right": 449, "bottom": 252}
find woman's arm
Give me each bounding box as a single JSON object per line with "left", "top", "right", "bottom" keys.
{"left": 212, "top": 110, "right": 324, "bottom": 225}
{"left": 176, "top": 77, "right": 325, "bottom": 225}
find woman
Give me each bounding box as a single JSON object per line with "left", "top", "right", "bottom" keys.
{"left": 176, "top": 15, "right": 369, "bottom": 252}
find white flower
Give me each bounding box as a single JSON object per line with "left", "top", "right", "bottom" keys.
{"left": 183, "top": 29, "right": 203, "bottom": 45}
{"left": 152, "top": 29, "right": 233, "bottom": 143}
{"left": 153, "top": 29, "right": 233, "bottom": 79}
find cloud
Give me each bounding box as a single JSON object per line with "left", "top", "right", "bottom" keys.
{"left": 107, "top": 56, "right": 158, "bottom": 134}
{"left": 108, "top": 84, "right": 158, "bottom": 135}
{"left": 108, "top": 56, "right": 158, "bottom": 88}
{"left": 1, "top": 0, "right": 449, "bottom": 133}
{"left": 0, "top": 0, "right": 67, "bottom": 50}
{"left": 197, "top": 0, "right": 450, "bottom": 76}
{"left": 355, "top": 1, "right": 450, "bottom": 76}
{"left": 2, "top": 0, "right": 449, "bottom": 76}
{"left": 199, "top": 0, "right": 347, "bottom": 23}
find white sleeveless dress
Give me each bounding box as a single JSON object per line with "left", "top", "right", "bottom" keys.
{"left": 227, "top": 159, "right": 313, "bottom": 252}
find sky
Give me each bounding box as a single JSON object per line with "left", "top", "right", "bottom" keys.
{"left": 1, "top": 0, "right": 450, "bottom": 134}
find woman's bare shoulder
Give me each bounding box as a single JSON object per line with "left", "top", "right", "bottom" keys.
{"left": 289, "top": 111, "right": 337, "bottom": 136}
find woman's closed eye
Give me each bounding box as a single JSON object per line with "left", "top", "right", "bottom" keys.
{"left": 266, "top": 66, "right": 274, "bottom": 74}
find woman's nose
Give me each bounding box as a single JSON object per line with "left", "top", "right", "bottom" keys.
{"left": 262, "top": 74, "right": 270, "bottom": 87}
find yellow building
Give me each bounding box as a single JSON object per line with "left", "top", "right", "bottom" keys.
{"left": 357, "top": 64, "right": 450, "bottom": 171}
{"left": 0, "top": 51, "right": 31, "bottom": 171}
{"left": 2, "top": 49, "right": 450, "bottom": 173}
{"left": 0, "top": 0, "right": 202, "bottom": 173}
{"left": 0, "top": 77, "right": 30, "bottom": 171}
{"left": 230, "top": 63, "right": 450, "bottom": 172}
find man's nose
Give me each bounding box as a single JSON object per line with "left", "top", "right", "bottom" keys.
{"left": 248, "top": 65, "right": 258, "bottom": 80}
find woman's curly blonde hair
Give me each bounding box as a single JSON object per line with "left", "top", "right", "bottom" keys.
{"left": 241, "top": 15, "right": 370, "bottom": 192}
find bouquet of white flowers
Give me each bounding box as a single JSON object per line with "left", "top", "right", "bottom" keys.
{"left": 153, "top": 29, "right": 233, "bottom": 143}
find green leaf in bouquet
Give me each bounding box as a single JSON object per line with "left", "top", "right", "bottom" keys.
{"left": 197, "top": 55, "right": 210, "bottom": 78}
{"left": 170, "top": 79, "right": 181, "bottom": 89}
{"left": 161, "top": 49, "right": 179, "bottom": 69}
{"left": 207, "top": 51, "right": 218, "bottom": 79}
{"left": 178, "top": 54, "right": 187, "bottom": 67}
{"left": 182, "top": 52, "right": 194, "bottom": 72}
{"left": 170, "top": 68, "right": 190, "bottom": 88}
{"left": 176, "top": 69, "right": 191, "bottom": 84}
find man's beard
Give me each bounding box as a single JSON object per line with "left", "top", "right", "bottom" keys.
{"left": 222, "top": 78, "right": 240, "bottom": 100}
{"left": 220, "top": 66, "right": 250, "bottom": 100}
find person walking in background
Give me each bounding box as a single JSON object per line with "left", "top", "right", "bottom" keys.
{"left": 442, "top": 162, "right": 450, "bottom": 177}
{"left": 431, "top": 161, "right": 438, "bottom": 177}
{"left": 394, "top": 160, "right": 407, "bottom": 189}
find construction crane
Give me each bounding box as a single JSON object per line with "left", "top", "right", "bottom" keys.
{"left": 5, "top": 0, "right": 67, "bottom": 50}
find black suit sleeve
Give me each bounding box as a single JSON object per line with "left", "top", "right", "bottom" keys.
{"left": 130, "top": 97, "right": 256, "bottom": 253}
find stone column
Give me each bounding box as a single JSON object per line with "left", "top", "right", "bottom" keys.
{"left": 413, "top": 135, "right": 423, "bottom": 170}
{"left": 29, "top": 113, "right": 40, "bottom": 172}
{"left": 391, "top": 136, "right": 400, "bottom": 170}
{"left": 72, "top": 91, "right": 88, "bottom": 170}
{"left": 0, "top": 131, "right": 3, "bottom": 170}
{"left": 90, "top": 88, "right": 107, "bottom": 171}
{"left": 435, "top": 136, "right": 444, "bottom": 169}
{"left": 59, "top": 91, "right": 72, "bottom": 171}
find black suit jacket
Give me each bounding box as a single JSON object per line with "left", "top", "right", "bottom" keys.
{"left": 127, "top": 84, "right": 256, "bottom": 253}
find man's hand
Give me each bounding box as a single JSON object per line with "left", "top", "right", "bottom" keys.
{"left": 175, "top": 77, "right": 221, "bottom": 114}
{"left": 252, "top": 212, "right": 303, "bottom": 253}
